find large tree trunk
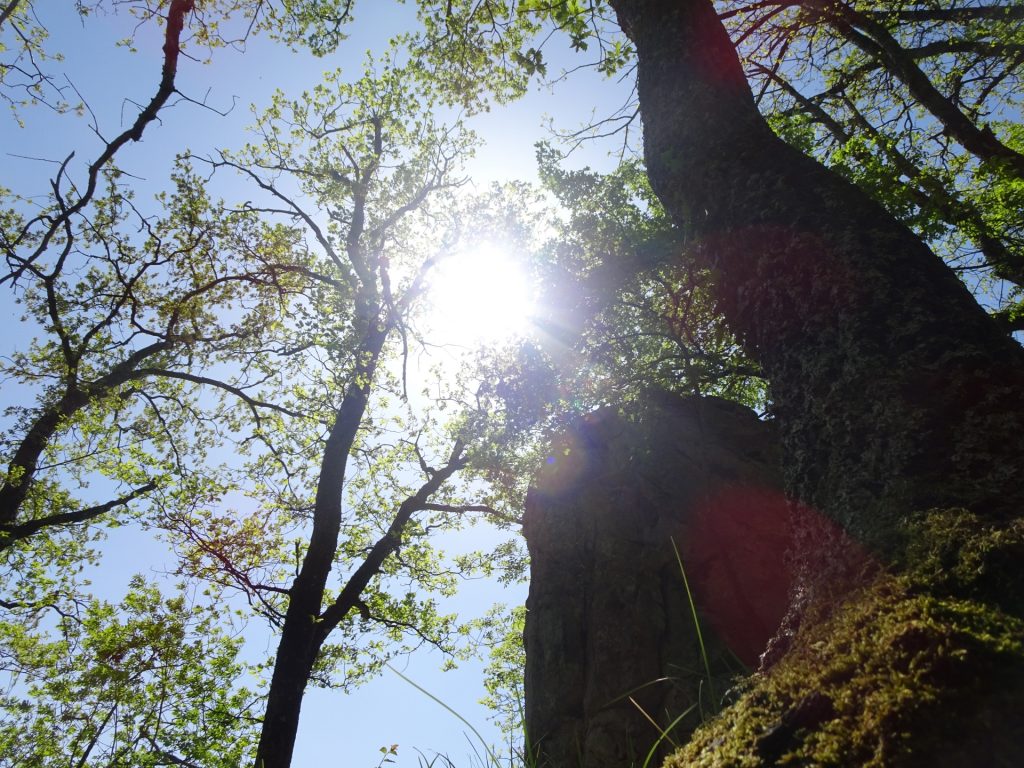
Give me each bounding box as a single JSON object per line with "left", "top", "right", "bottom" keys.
{"left": 607, "top": 0, "right": 1024, "bottom": 564}
{"left": 524, "top": 393, "right": 791, "bottom": 768}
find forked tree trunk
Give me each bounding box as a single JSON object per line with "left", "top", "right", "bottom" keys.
{"left": 607, "top": 0, "right": 1024, "bottom": 563}
{"left": 254, "top": 325, "right": 387, "bottom": 768}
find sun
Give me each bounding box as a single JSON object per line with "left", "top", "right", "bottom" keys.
{"left": 426, "top": 242, "right": 535, "bottom": 344}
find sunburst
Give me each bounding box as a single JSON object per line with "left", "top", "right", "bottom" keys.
{"left": 426, "top": 242, "right": 534, "bottom": 345}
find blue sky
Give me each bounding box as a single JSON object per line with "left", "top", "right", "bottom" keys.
{"left": 0, "top": 3, "right": 633, "bottom": 766}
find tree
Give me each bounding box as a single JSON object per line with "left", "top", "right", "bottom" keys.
{"left": 1, "top": 0, "right": 359, "bottom": 288}
{"left": 6, "top": 0, "right": 1022, "bottom": 763}
{"left": 0, "top": 0, "right": 357, "bottom": 118}
{"left": 3, "top": 8, "right": 524, "bottom": 765}
{"left": 513, "top": 0, "right": 1024, "bottom": 761}
{"left": 533, "top": 147, "right": 765, "bottom": 408}
{"left": 0, "top": 0, "right": 368, "bottom": 561}
{"left": 752, "top": 0, "right": 1024, "bottom": 178}
{"left": 190, "top": 58, "right": 529, "bottom": 767}
{"left": 0, "top": 153, "right": 310, "bottom": 765}
{"left": 411, "top": 2, "right": 1024, "bottom": 763}
{"left": 461, "top": 153, "right": 774, "bottom": 761}
{"left": 589, "top": 0, "right": 1024, "bottom": 559}
{"left": 0, "top": 166, "right": 300, "bottom": 552}
{"left": 1, "top": 7, "right": 368, "bottom": 756}
{"left": 0, "top": 577, "right": 261, "bottom": 767}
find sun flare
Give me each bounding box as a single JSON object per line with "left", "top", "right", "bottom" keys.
{"left": 427, "top": 242, "right": 535, "bottom": 344}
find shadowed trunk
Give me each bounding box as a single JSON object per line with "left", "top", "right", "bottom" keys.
{"left": 607, "top": 0, "right": 1024, "bottom": 565}
{"left": 524, "top": 393, "right": 792, "bottom": 767}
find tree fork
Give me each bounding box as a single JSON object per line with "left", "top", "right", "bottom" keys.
{"left": 607, "top": 0, "right": 1024, "bottom": 562}
{"left": 253, "top": 325, "right": 386, "bottom": 768}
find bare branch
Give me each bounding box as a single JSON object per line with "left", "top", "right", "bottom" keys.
{"left": 421, "top": 502, "right": 523, "bottom": 526}
{"left": 131, "top": 367, "right": 306, "bottom": 421}
{"left": 3, "top": 0, "right": 197, "bottom": 285}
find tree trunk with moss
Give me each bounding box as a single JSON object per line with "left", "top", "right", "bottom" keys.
{"left": 592, "top": 2, "right": 1024, "bottom": 764}
{"left": 607, "top": 0, "right": 1024, "bottom": 566}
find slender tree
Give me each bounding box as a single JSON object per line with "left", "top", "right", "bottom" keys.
{"left": 198, "top": 60, "right": 521, "bottom": 767}
{"left": 4, "top": 7, "right": 530, "bottom": 764}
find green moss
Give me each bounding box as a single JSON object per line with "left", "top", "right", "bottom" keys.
{"left": 903, "top": 508, "right": 1024, "bottom": 618}
{"left": 663, "top": 575, "right": 1024, "bottom": 767}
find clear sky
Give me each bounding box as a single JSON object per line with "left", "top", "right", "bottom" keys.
{"left": 0, "top": 3, "right": 633, "bottom": 766}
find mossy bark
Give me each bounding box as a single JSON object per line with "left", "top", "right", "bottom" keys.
{"left": 665, "top": 556, "right": 1024, "bottom": 767}
{"left": 607, "top": 0, "right": 1024, "bottom": 562}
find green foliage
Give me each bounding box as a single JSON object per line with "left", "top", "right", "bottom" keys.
{"left": 412, "top": 0, "right": 543, "bottom": 110}
{"left": 453, "top": 149, "right": 765, "bottom": 490}
{"left": 517, "top": 0, "right": 630, "bottom": 75}
{"left": 531, "top": 147, "right": 765, "bottom": 411}
{"left": 175, "top": 62, "right": 541, "bottom": 767}
{"left": 23, "top": 0, "right": 1015, "bottom": 763}
{"left": 478, "top": 604, "right": 526, "bottom": 738}
{"left": 409, "top": 0, "right": 633, "bottom": 113}
{"left": 0, "top": 577, "right": 262, "bottom": 767}
{"left": 3, "top": 15, "right": 535, "bottom": 763}
{"left": 728, "top": 0, "right": 1024, "bottom": 323}
{"left": 0, "top": 1, "right": 358, "bottom": 120}
{"left": 0, "top": 0, "right": 81, "bottom": 118}
{"left": 0, "top": 161, "right": 299, "bottom": 557}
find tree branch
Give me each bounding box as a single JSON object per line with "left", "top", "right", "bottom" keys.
{"left": 0, "top": 481, "right": 157, "bottom": 550}
{"left": 131, "top": 367, "right": 306, "bottom": 421}
{"left": 818, "top": 0, "right": 1024, "bottom": 177}
{"left": 3, "top": 0, "right": 196, "bottom": 285}
{"left": 0, "top": 0, "right": 22, "bottom": 29}
{"left": 865, "top": 4, "right": 1024, "bottom": 24}
{"left": 317, "top": 440, "right": 468, "bottom": 635}
{"left": 420, "top": 502, "right": 523, "bottom": 526}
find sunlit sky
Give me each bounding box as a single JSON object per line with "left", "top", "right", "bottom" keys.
{"left": 427, "top": 242, "right": 538, "bottom": 345}
{"left": 0, "top": 3, "right": 632, "bottom": 766}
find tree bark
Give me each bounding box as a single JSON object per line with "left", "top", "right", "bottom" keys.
{"left": 254, "top": 325, "right": 387, "bottom": 768}
{"left": 524, "top": 394, "right": 790, "bottom": 768}
{"left": 607, "top": 0, "right": 1024, "bottom": 561}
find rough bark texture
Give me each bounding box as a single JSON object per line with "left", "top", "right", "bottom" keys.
{"left": 523, "top": 392, "right": 792, "bottom": 768}
{"left": 588, "top": 3, "right": 1024, "bottom": 765}
{"left": 608, "top": 0, "right": 1024, "bottom": 565}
